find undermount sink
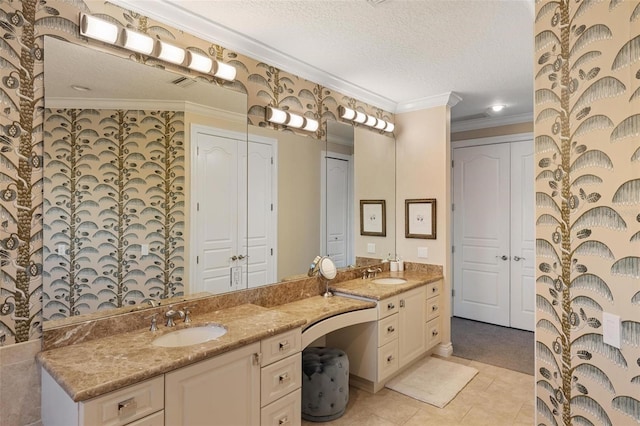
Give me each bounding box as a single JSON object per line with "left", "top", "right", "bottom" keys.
{"left": 371, "top": 277, "right": 408, "bottom": 285}
{"left": 152, "top": 324, "right": 227, "bottom": 347}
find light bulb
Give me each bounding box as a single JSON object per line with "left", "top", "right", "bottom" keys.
{"left": 157, "top": 40, "right": 186, "bottom": 65}
{"left": 80, "top": 14, "right": 119, "bottom": 44}
{"left": 121, "top": 28, "right": 154, "bottom": 55}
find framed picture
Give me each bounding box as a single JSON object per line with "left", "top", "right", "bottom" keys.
{"left": 360, "top": 200, "right": 386, "bottom": 236}
{"left": 405, "top": 198, "right": 436, "bottom": 239}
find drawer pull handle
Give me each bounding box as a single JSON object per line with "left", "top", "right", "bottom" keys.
{"left": 387, "top": 326, "right": 395, "bottom": 333}
{"left": 432, "top": 330, "right": 439, "bottom": 336}
{"left": 400, "top": 299, "right": 405, "bottom": 308}
{"left": 432, "top": 305, "right": 438, "bottom": 311}
{"left": 279, "top": 373, "right": 290, "bottom": 383}
{"left": 387, "top": 355, "right": 394, "bottom": 363}
{"left": 117, "top": 397, "right": 137, "bottom": 418}
{"left": 387, "top": 303, "right": 395, "bottom": 310}
{"left": 279, "top": 416, "right": 290, "bottom": 425}
{"left": 279, "top": 341, "right": 290, "bottom": 351}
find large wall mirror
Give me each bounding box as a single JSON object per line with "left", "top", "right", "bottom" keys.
{"left": 42, "top": 36, "right": 396, "bottom": 326}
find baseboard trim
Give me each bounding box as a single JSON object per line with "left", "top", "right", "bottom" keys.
{"left": 435, "top": 341, "right": 454, "bottom": 357}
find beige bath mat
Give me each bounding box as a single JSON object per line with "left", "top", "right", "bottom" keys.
{"left": 385, "top": 357, "right": 478, "bottom": 408}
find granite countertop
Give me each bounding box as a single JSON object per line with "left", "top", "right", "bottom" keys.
{"left": 37, "top": 270, "right": 443, "bottom": 403}
{"left": 329, "top": 270, "right": 443, "bottom": 300}
{"left": 37, "top": 304, "right": 304, "bottom": 402}
{"left": 272, "top": 295, "right": 377, "bottom": 330}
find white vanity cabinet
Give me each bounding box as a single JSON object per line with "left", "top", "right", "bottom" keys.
{"left": 41, "top": 372, "right": 165, "bottom": 426}
{"left": 327, "top": 285, "right": 427, "bottom": 392}
{"left": 42, "top": 329, "right": 302, "bottom": 426}
{"left": 425, "top": 280, "right": 443, "bottom": 349}
{"left": 397, "top": 286, "right": 427, "bottom": 366}
{"left": 165, "top": 342, "right": 261, "bottom": 425}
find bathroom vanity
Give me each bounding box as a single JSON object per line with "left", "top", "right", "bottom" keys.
{"left": 38, "top": 270, "right": 443, "bottom": 426}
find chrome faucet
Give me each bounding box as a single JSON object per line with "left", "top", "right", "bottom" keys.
{"left": 164, "top": 306, "right": 185, "bottom": 327}
{"left": 363, "top": 267, "right": 382, "bottom": 279}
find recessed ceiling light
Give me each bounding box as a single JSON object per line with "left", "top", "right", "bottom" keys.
{"left": 490, "top": 104, "right": 506, "bottom": 112}
{"left": 71, "top": 85, "right": 91, "bottom": 92}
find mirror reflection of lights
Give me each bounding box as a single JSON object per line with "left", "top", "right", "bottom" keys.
{"left": 338, "top": 106, "right": 394, "bottom": 133}
{"left": 71, "top": 85, "right": 91, "bottom": 92}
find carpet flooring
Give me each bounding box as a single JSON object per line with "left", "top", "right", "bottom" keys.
{"left": 451, "top": 316, "right": 534, "bottom": 375}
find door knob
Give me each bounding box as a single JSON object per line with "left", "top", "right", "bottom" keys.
{"left": 496, "top": 255, "right": 508, "bottom": 261}
{"left": 513, "top": 256, "right": 525, "bottom": 261}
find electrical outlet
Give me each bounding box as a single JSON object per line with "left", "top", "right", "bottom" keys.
{"left": 367, "top": 243, "right": 376, "bottom": 254}
{"left": 418, "top": 247, "right": 428, "bottom": 258}
{"left": 57, "top": 244, "right": 66, "bottom": 256}
{"left": 603, "top": 312, "right": 621, "bottom": 348}
{"left": 141, "top": 244, "right": 149, "bottom": 255}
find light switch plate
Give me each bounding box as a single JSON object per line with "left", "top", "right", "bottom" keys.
{"left": 602, "top": 312, "right": 621, "bottom": 348}
{"left": 57, "top": 244, "right": 65, "bottom": 256}
{"left": 418, "top": 247, "right": 428, "bottom": 258}
{"left": 141, "top": 244, "right": 149, "bottom": 255}
{"left": 367, "top": 243, "right": 376, "bottom": 254}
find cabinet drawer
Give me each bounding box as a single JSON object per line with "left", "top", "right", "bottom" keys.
{"left": 378, "top": 296, "right": 399, "bottom": 319}
{"left": 126, "top": 410, "right": 164, "bottom": 426}
{"left": 426, "top": 317, "right": 442, "bottom": 348}
{"left": 377, "top": 340, "right": 399, "bottom": 382}
{"left": 426, "top": 298, "right": 440, "bottom": 321}
{"left": 80, "top": 376, "right": 164, "bottom": 426}
{"left": 261, "top": 389, "right": 301, "bottom": 426}
{"left": 262, "top": 329, "right": 302, "bottom": 366}
{"left": 377, "top": 314, "right": 398, "bottom": 347}
{"left": 261, "top": 353, "right": 302, "bottom": 407}
{"left": 426, "top": 280, "right": 442, "bottom": 299}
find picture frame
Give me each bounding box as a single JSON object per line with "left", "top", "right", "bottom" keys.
{"left": 405, "top": 198, "right": 436, "bottom": 239}
{"left": 360, "top": 200, "right": 386, "bottom": 236}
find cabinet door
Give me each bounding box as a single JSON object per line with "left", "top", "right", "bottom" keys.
{"left": 398, "top": 286, "right": 426, "bottom": 367}
{"left": 165, "top": 343, "right": 260, "bottom": 426}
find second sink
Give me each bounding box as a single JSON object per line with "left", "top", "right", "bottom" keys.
{"left": 153, "top": 324, "right": 227, "bottom": 347}
{"left": 372, "top": 277, "right": 408, "bottom": 285}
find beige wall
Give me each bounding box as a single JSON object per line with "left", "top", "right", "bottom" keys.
{"left": 451, "top": 121, "right": 533, "bottom": 141}
{"left": 395, "top": 105, "right": 452, "bottom": 346}
{"left": 354, "top": 127, "right": 396, "bottom": 260}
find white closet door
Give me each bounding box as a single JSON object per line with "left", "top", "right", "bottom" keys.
{"left": 193, "top": 130, "right": 239, "bottom": 294}
{"left": 326, "top": 157, "right": 349, "bottom": 267}
{"left": 509, "top": 140, "right": 535, "bottom": 331}
{"left": 453, "top": 144, "right": 511, "bottom": 327}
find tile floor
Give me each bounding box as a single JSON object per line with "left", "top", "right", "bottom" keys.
{"left": 301, "top": 356, "right": 534, "bottom": 426}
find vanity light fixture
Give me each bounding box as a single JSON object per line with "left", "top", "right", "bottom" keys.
{"left": 80, "top": 13, "right": 119, "bottom": 44}
{"left": 187, "top": 51, "right": 214, "bottom": 73}
{"left": 156, "top": 40, "right": 186, "bottom": 65}
{"left": 338, "top": 106, "right": 395, "bottom": 133}
{"left": 266, "top": 106, "right": 319, "bottom": 133}
{"left": 213, "top": 61, "right": 237, "bottom": 81}
{"left": 121, "top": 28, "right": 154, "bottom": 55}
{"left": 78, "top": 13, "right": 236, "bottom": 82}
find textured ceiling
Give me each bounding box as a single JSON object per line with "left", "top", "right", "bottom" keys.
{"left": 112, "top": 0, "right": 534, "bottom": 126}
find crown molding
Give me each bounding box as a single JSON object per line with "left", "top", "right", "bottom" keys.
{"left": 110, "top": 0, "right": 398, "bottom": 113}
{"left": 46, "top": 97, "right": 186, "bottom": 110}
{"left": 46, "top": 98, "right": 245, "bottom": 124}
{"left": 395, "top": 92, "right": 462, "bottom": 114}
{"left": 450, "top": 112, "right": 534, "bottom": 133}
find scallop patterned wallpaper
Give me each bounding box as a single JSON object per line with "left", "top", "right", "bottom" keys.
{"left": 535, "top": 0, "right": 640, "bottom": 424}
{"left": 0, "top": 0, "right": 392, "bottom": 345}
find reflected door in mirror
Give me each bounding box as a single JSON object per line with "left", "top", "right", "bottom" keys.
{"left": 192, "top": 126, "right": 244, "bottom": 294}
{"left": 325, "top": 155, "right": 353, "bottom": 267}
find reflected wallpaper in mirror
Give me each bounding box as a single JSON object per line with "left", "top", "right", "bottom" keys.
{"left": 42, "top": 37, "right": 247, "bottom": 321}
